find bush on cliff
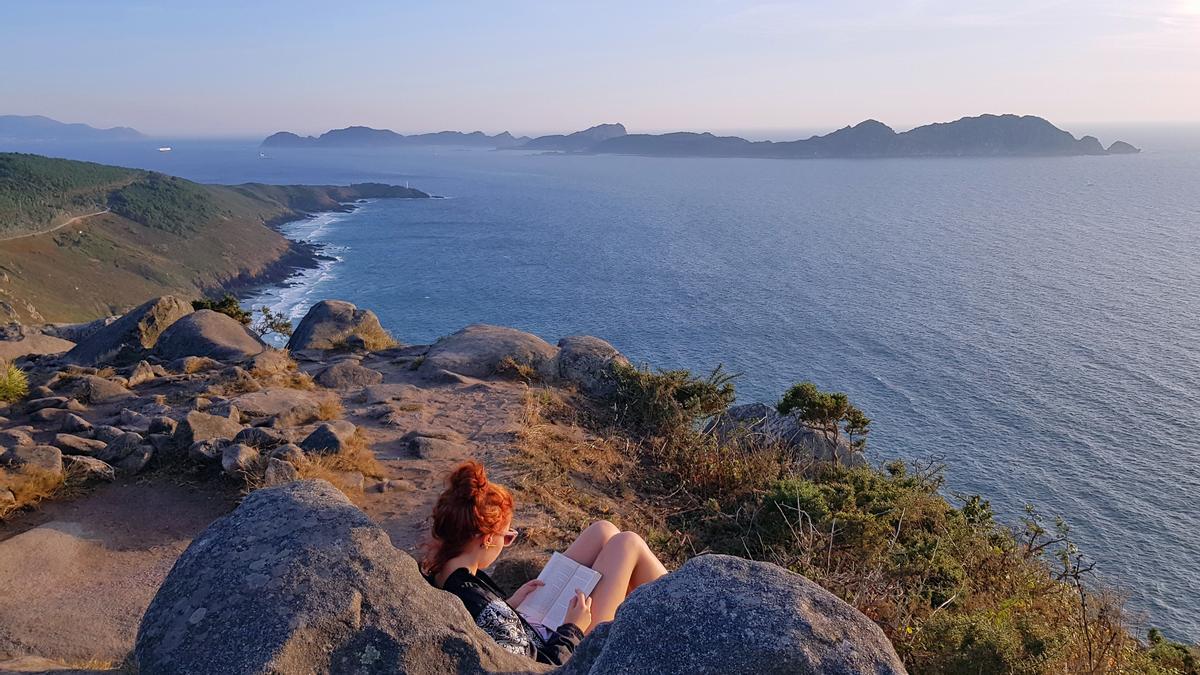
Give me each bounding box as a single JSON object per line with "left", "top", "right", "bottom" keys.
{"left": 193, "top": 294, "right": 251, "bottom": 324}
{"left": 608, "top": 362, "right": 736, "bottom": 437}
{"left": 562, "top": 366, "right": 1188, "bottom": 673}
{"left": 193, "top": 295, "right": 293, "bottom": 340}
{"left": 777, "top": 380, "right": 871, "bottom": 452}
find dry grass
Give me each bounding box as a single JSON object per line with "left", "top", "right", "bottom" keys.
{"left": 179, "top": 358, "right": 219, "bottom": 375}
{"left": 202, "top": 369, "right": 262, "bottom": 398}
{"left": 244, "top": 429, "right": 385, "bottom": 505}
{"left": 0, "top": 656, "right": 133, "bottom": 673}
{"left": 316, "top": 396, "right": 344, "bottom": 421}
{"left": 506, "top": 387, "right": 668, "bottom": 555}
{"left": 294, "top": 431, "right": 385, "bottom": 502}
{"left": 496, "top": 356, "right": 540, "bottom": 383}
{"left": 331, "top": 325, "right": 398, "bottom": 352}
{"left": 249, "top": 350, "right": 316, "bottom": 391}
{"left": 0, "top": 466, "right": 67, "bottom": 520}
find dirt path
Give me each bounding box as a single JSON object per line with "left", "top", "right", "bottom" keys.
{"left": 0, "top": 208, "right": 110, "bottom": 242}
{"left": 0, "top": 480, "right": 238, "bottom": 666}
{"left": 314, "top": 352, "right": 530, "bottom": 555}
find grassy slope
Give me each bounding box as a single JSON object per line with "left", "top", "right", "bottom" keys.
{"left": 0, "top": 153, "right": 427, "bottom": 323}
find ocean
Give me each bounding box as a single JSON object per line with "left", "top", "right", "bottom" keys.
{"left": 7, "top": 131, "right": 1199, "bottom": 639}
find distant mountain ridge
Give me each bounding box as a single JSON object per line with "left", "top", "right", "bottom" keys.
{"left": 0, "top": 115, "right": 144, "bottom": 142}
{"left": 262, "top": 115, "right": 1138, "bottom": 158}
{"left": 262, "top": 126, "right": 530, "bottom": 149}
{"left": 589, "top": 115, "right": 1138, "bottom": 158}
{"left": 521, "top": 123, "right": 628, "bottom": 152}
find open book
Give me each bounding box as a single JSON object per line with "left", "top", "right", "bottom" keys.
{"left": 517, "top": 552, "right": 602, "bottom": 629}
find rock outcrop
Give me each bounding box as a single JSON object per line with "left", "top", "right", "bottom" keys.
{"left": 63, "top": 374, "right": 133, "bottom": 405}
{"left": 218, "top": 389, "right": 333, "bottom": 427}
{"left": 555, "top": 335, "right": 629, "bottom": 397}
{"left": 0, "top": 445, "right": 63, "bottom": 476}
{"left": 62, "top": 296, "right": 192, "bottom": 366}
{"left": 172, "top": 410, "right": 245, "bottom": 449}
{"left": 315, "top": 360, "right": 384, "bottom": 388}
{"left": 286, "top": 300, "right": 395, "bottom": 352}
{"left": 300, "top": 420, "right": 357, "bottom": 455}
{"left": 560, "top": 554, "right": 907, "bottom": 675}
{"left": 134, "top": 480, "right": 543, "bottom": 674}
{"left": 419, "top": 324, "right": 558, "bottom": 379}
{"left": 152, "top": 309, "right": 266, "bottom": 362}
{"left": 711, "top": 403, "right": 866, "bottom": 467}
{"left": 0, "top": 323, "right": 74, "bottom": 361}
{"left": 1107, "top": 140, "right": 1141, "bottom": 154}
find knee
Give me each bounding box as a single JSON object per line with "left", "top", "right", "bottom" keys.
{"left": 590, "top": 520, "right": 620, "bottom": 541}
{"left": 605, "top": 530, "right": 646, "bottom": 554}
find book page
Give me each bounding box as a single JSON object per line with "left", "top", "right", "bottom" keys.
{"left": 518, "top": 552, "right": 601, "bottom": 628}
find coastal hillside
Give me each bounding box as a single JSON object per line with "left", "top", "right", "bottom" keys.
{"left": 0, "top": 298, "right": 1194, "bottom": 673}
{"left": 0, "top": 153, "right": 428, "bottom": 324}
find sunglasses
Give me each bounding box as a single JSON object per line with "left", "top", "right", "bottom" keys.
{"left": 501, "top": 529, "right": 519, "bottom": 547}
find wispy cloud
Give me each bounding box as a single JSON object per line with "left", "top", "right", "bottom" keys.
{"left": 705, "top": 0, "right": 1077, "bottom": 35}
{"left": 705, "top": 0, "right": 1200, "bottom": 46}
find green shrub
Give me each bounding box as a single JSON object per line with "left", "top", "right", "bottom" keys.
{"left": 609, "top": 362, "right": 736, "bottom": 437}
{"left": 193, "top": 294, "right": 251, "bottom": 324}
{"left": 1143, "top": 629, "right": 1200, "bottom": 674}
{"left": 777, "top": 381, "right": 871, "bottom": 451}
{"left": 915, "top": 609, "right": 1072, "bottom": 674}
{"left": 250, "top": 306, "right": 293, "bottom": 339}
{"left": 0, "top": 363, "right": 29, "bottom": 402}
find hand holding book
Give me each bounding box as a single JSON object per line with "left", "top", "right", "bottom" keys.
{"left": 517, "top": 552, "right": 602, "bottom": 629}
{"left": 562, "top": 589, "right": 593, "bottom": 632}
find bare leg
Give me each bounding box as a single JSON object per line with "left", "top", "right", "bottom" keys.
{"left": 563, "top": 520, "right": 619, "bottom": 567}
{"left": 586, "top": 532, "right": 668, "bottom": 629}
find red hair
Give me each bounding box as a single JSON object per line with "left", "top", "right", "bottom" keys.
{"left": 423, "top": 460, "right": 514, "bottom": 575}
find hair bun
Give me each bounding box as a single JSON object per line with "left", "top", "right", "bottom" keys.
{"left": 447, "top": 460, "right": 488, "bottom": 497}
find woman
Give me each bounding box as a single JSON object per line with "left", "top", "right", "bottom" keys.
{"left": 423, "top": 460, "right": 668, "bottom": 665}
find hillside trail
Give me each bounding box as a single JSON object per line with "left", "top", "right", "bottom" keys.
{"left": 0, "top": 208, "right": 110, "bottom": 242}
{"left": 0, "top": 350, "right": 536, "bottom": 668}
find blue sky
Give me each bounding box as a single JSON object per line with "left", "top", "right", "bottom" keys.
{"left": 2, "top": 0, "right": 1197, "bottom": 136}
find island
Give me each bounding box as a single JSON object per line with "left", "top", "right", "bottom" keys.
{"left": 262, "top": 126, "right": 529, "bottom": 149}
{"left": 584, "top": 115, "right": 1140, "bottom": 158}
{"left": 263, "top": 114, "right": 1141, "bottom": 159}
{"left": 0, "top": 115, "right": 144, "bottom": 142}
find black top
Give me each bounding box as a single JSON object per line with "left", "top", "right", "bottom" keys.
{"left": 430, "top": 567, "right": 584, "bottom": 665}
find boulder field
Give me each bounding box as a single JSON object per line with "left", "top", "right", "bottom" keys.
{"left": 136, "top": 480, "right": 905, "bottom": 675}
{"left": 0, "top": 296, "right": 904, "bottom": 673}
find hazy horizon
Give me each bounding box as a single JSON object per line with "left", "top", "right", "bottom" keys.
{"left": 3, "top": 1, "right": 1197, "bottom": 137}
